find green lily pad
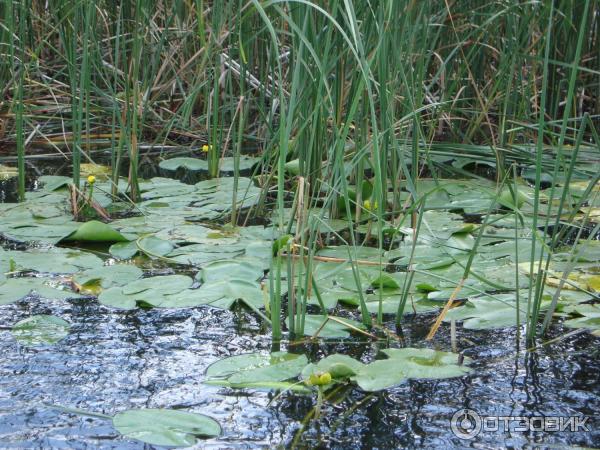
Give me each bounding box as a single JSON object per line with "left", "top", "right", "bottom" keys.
{"left": 123, "top": 274, "right": 193, "bottom": 295}
{"left": 218, "top": 156, "right": 260, "bottom": 173}
{"left": 11, "top": 315, "right": 70, "bottom": 346}
{"left": 109, "top": 241, "right": 139, "bottom": 260}
{"left": 198, "top": 259, "right": 264, "bottom": 283}
{"left": 159, "top": 157, "right": 208, "bottom": 172}
{"left": 301, "top": 354, "right": 365, "bottom": 381}
{"left": 564, "top": 304, "right": 600, "bottom": 336}
{"left": 205, "top": 352, "right": 308, "bottom": 386}
{"left": 0, "top": 277, "right": 82, "bottom": 305}
{"left": 137, "top": 236, "right": 175, "bottom": 257}
{"left": 73, "top": 265, "right": 143, "bottom": 292}
{"left": 351, "top": 348, "right": 472, "bottom": 391}
{"left": 62, "top": 220, "right": 130, "bottom": 243}
{"left": 290, "top": 314, "right": 365, "bottom": 338}
{"left": 113, "top": 408, "right": 221, "bottom": 447}
{"left": 173, "top": 279, "right": 264, "bottom": 309}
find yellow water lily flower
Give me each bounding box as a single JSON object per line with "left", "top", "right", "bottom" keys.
{"left": 87, "top": 175, "right": 96, "bottom": 185}
{"left": 202, "top": 144, "right": 212, "bottom": 153}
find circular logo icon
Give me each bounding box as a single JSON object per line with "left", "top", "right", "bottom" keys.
{"left": 450, "top": 408, "right": 482, "bottom": 439}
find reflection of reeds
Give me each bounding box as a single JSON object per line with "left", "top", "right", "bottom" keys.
{"left": 3, "top": 0, "right": 599, "bottom": 339}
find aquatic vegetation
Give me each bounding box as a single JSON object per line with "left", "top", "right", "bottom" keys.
{"left": 112, "top": 409, "right": 221, "bottom": 447}
{"left": 1, "top": 0, "right": 599, "bottom": 446}
{"left": 11, "top": 315, "right": 71, "bottom": 347}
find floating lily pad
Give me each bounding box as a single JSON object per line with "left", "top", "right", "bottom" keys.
{"left": 218, "top": 156, "right": 260, "bottom": 173}
{"left": 351, "top": 348, "right": 472, "bottom": 391}
{"left": 301, "top": 354, "right": 365, "bottom": 381}
{"left": 11, "top": 315, "right": 70, "bottom": 346}
{"left": 198, "top": 259, "right": 264, "bottom": 283}
{"left": 0, "top": 277, "right": 82, "bottom": 305}
{"left": 159, "top": 157, "right": 208, "bottom": 172}
{"left": 290, "top": 314, "right": 365, "bottom": 338}
{"left": 109, "top": 241, "right": 139, "bottom": 260}
{"left": 73, "top": 265, "right": 143, "bottom": 294}
{"left": 564, "top": 304, "right": 600, "bottom": 336}
{"left": 205, "top": 351, "right": 308, "bottom": 386}
{"left": 137, "top": 236, "right": 175, "bottom": 257}
{"left": 99, "top": 275, "right": 194, "bottom": 309}
{"left": 62, "top": 220, "right": 130, "bottom": 243}
{"left": 113, "top": 408, "right": 221, "bottom": 447}
{"left": 178, "top": 279, "right": 264, "bottom": 309}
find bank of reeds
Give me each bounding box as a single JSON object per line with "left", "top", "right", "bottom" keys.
{"left": 2, "top": 0, "right": 599, "bottom": 340}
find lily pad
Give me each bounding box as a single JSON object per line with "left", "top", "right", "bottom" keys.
{"left": 62, "top": 220, "right": 130, "bottom": 243}
{"left": 109, "top": 241, "right": 139, "bottom": 260}
{"left": 11, "top": 315, "right": 70, "bottom": 346}
{"left": 205, "top": 352, "right": 308, "bottom": 386}
{"left": 113, "top": 408, "right": 221, "bottom": 447}
{"left": 198, "top": 259, "right": 264, "bottom": 283}
{"left": 137, "top": 236, "right": 175, "bottom": 257}
{"left": 0, "top": 277, "right": 82, "bottom": 305}
{"left": 352, "top": 348, "right": 472, "bottom": 391}
{"left": 159, "top": 157, "right": 208, "bottom": 172}
{"left": 290, "top": 314, "right": 365, "bottom": 338}
{"left": 172, "top": 279, "right": 264, "bottom": 309}
{"left": 301, "top": 354, "right": 366, "bottom": 381}
{"left": 73, "top": 265, "right": 143, "bottom": 294}
{"left": 564, "top": 304, "right": 600, "bottom": 336}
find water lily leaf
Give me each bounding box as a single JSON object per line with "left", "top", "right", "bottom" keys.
{"left": 62, "top": 220, "right": 129, "bottom": 243}
{"left": 198, "top": 259, "right": 264, "bottom": 283}
{"left": 301, "top": 354, "right": 365, "bottom": 381}
{"left": 11, "top": 315, "right": 70, "bottom": 346}
{"left": 218, "top": 156, "right": 260, "bottom": 173}
{"left": 284, "top": 158, "right": 300, "bottom": 175}
{"left": 204, "top": 379, "right": 310, "bottom": 393}
{"left": 352, "top": 348, "right": 471, "bottom": 391}
{"left": 444, "top": 293, "right": 537, "bottom": 329}
{"left": 177, "top": 279, "right": 264, "bottom": 310}
{"left": 159, "top": 157, "right": 208, "bottom": 172}
{"left": 38, "top": 175, "right": 72, "bottom": 191}
{"left": 370, "top": 273, "right": 400, "bottom": 289}
{"left": 113, "top": 409, "right": 220, "bottom": 447}
{"left": 137, "top": 236, "right": 175, "bottom": 257}
{"left": 290, "top": 315, "right": 365, "bottom": 338}
{"left": 109, "top": 241, "right": 139, "bottom": 260}
{"left": 0, "top": 277, "right": 82, "bottom": 305}
{"left": 98, "top": 287, "right": 138, "bottom": 310}
{"left": 6, "top": 247, "right": 103, "bottom": 274}
{"left": 206, "top": 352, "right": 308, "bottom": 385}
{"left": 98, "top": 275, "right": 194, "bottom": 309}
{"left": 564, "top": 305, "right": 600, "bottom": 336}
{"left": 122, "top": 274, "right": 193, "bottom": 296}
{"left": 73, "top": 265, "right": 143, "bottom": 294}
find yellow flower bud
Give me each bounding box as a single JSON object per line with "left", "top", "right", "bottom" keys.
{"left": 202, "top": 144, "right": 211, "bottom": 153}
{"left": 87, "top": 175, "right": 96, "bottom": 185}
{"left": 318, "top": 372, "right": 332, "bottom": 385}
{"left": 307, "top": 373, "right": 320, "bottom": 386}
{"left": 363, "top": 199, "right": 378, "bottom": 211}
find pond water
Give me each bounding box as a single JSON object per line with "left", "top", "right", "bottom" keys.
{"left": 0, "top": 157, "right": 599, "bottom": 448}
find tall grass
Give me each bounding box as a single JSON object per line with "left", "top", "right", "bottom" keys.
{"left": 2, "top": 0, "right": 599, "bottom": 339}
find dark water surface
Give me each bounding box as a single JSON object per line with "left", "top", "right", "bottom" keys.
{"left": 0, "top": 294, "right": 598, "bottom": 449}
{"left": 0, "top": 158, "right": 599, "bottom": 449}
